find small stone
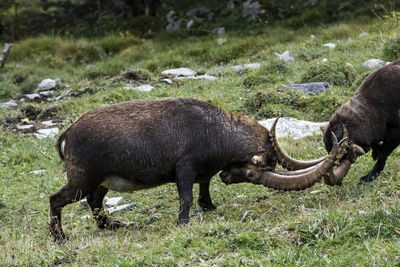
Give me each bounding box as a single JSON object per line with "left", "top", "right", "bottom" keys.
{"left": 25, "top": 93, "right": 41, "bottom": 101}
{"left": 213, "top": 27, "right": 226, "bottom": 36}
{"left": 0, "top": 101, "right": 18, "bottom": 109}
{"left": 105, "top": 197, "right": 123, "bottom": 207}
{"left": 29, "top": 169, "right": 46, "bottom": 175}
{"left": 17, "top": 125, "right": 34, "bottom": 130}
{"left": 284, "top": 82, "right": 330, "bottom": 94}
{"left": 37, "top": 79, "right": 56, "bottom": 91}
{"left": 107, "top": 204, "right": 135, "bottom": 214}
{"left": 81, "top": 215, "right": 92, "bottom": 220}
{"left": 243, "top": 0, "right": 265, "bottom": 21}
{"left": 173, "top": 74, "right": 216, "bottom": 81}
{"left": 322, "top": 58, "right": 328, "bottom": 63}
{"left": 34, "top": 128, "right": 59, "bottom": 139}
{"left": 42, "top": 120, "right": 57, "bottom": 126}
{"left": 124, "top": 84, "right": 154, "bottom": 92}
{"left": 310, "top": 190, "right": 321, "bottom": 194}
{"left": 359, "top": 32, "right": 368, "bottom": 37}
{"left": 323, "top": 43, "right": 336, "bottom": 49}
{"left": 363, "top": 59, "right": 384, "bottom": 69}
{"left": 232, "top": 63, "right": 260, "bottom": 71}
{"left": 310, "top": 34, "right": 316, "bottom": 39}
{"left": 39, "top": 91, "right": 54, "bottom": 97}
{"left": 162, "top": 78, "right": 173, "bottom": 84}
{"left": 162, "top": 68, "right": 197, "bottom": 77}
{"left": 274, "top": 50, "right": 294, "bottom": 62}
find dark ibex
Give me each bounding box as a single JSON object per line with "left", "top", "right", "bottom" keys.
{"left": 50, "top": 98, "right": 345, "bottom": 241}
{"left": 323, "top": 59, "right": 400, "bottom": 184}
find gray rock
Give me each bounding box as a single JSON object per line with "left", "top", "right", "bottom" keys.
{"left": 232, "top": 63, "right": 260, "bottom": 72}
{"left": 42, "top": 120, "right": 58, "bottom": 126}
{"left": 213, "top": 27, "right": 226, "bottom": 36}
{"left": 162, "top": 68, "right": 197, "bottom": 77}
{"left": 274, "top": 50, "right": 294, "bottom": 62}
{"left": 37, "top": 79, "right": 56, "bottom": 91}
{"left": 310, "top": 190, "right": 321, "bottom": 194}
{"left": 17, "top": 124, "right": 34, "bottom": 130}
{"left": 162, "top": 78, "right": 173, "bottom": 84}
{"left": 39, "top": 91, "right": 54, "bottom": 97}
{"left": 124, "top": 84, "right": 154, "bottom": 92}
{"left": 363, "top": 59, "right": 384, "bottom": 69}
{"left": 258, "top": 117, "right": 327, "bottom": 139}
{"left": 243, "top": 0, "right": 265, "bottom": 21}
{"left": 174, "top": 74, "right": 216, "bottom": 81}
{"left": 166, "top": 10, "right": 177, "bottom": 23}
{"left": 186, "top": 19, "right": 195, "bottom": 30}
{"left": 284, "top": 82, "right": 330, "bottom": 94}
{"left": 227, "top": 0, "right": 235, "bottom": 9}
{"left": 323, "top": 43, "right": 336, "bottom": 49}
{"left": 186, "top": 7, "right": 213, "bottom": 23}
{"left": 25, "top": 93, "right": 41, "bottom": 101}
{"left": 107, "top": 204, "right": 136, "bottom": 214}
{"left": 0, "top": 101, "right": 18, "bottom": 109}
{"left": 310, "top": 34, "right": 316, "bottom": 39}
{"left": 29, "top": 169, "right": 46, "bottom": 175}
{"left": 34, "top": 128, "right": 59, "bottom": 139}
{"left": 166, "top": 10, "right": 183, "bottom": 32}
{"left": 359, "top": 32, "right": 368, "bottom": 37}
{"left": 105, "top": 197, "right": 123, "bottom": 207}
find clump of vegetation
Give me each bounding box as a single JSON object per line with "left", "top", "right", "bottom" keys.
{"left": 301, "top": 61, "right": 356, "bottom": 86}
{"left": 382, "top": 36, "right": 400, "bottom": 61}
{"left": 243, "top": 59, "right": 291, "bottom": 87}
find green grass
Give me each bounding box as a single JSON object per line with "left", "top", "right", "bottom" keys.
{"left": 1, "top": 15, "right": 400, "bottom": 266}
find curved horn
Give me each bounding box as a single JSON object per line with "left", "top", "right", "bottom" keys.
{"left": 270, "top": 116, "right": 326, "bottom": 170}
{"left": 324, "top": 144, "right": 365, "bottom": 185}
{"left": 254, "top": 132, "right": 344, "bottom": 191}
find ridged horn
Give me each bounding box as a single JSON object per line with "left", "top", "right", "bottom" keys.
{"left": 324, "top": 144, "right": 365, "bottom": 185}
{"left": 270, "top": 116, "right": 326, "bottom": 170}
{"left": 253, "top": 132, "right": 344, "bottom": 191}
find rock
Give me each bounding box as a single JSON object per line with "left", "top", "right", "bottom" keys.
{"left": 310, "top": 34, "right": 316, "bottom": 39}
{"left": 227, "top": 0, "right": 235, "bottom": 9}
{"left": 284, "top": 82, "right": 330, "bottom": 94}
{"left": 258, "top": 117, "right": 327, "bottom": 139}
{"left": 0, "top": 101, "right": 18, "bottom": 109}
{"left": 34, "top": 128, "right": 59, "bottom": 139}
{"left": 274, "top": 50, "right": 294, "bottom": 62}
{"left": 186, "top": 19, "right": 195, "bottom": 30}
{"left": 322, "top": 58, "right": 328, "bottom": 63}
{"left": 310, "top": 190, "right": 321, "bottom": 194}
{"left": 363, "top": 59, "right": 384, "bottom": 69}
{"left": 213, "top": 27, "right": 226, "bottom": 36}
{"left": 359, "top": 32, "right": 368, "bottom": 37}
{"left": 174, "top": 74, "right": 216, "bottom": 81}
{"left": 124, "top": 84, "right": 154, "bottom": 92}
{"left": 17, "top": 125, "right": 34, "bottom": 130}
{"left": 166, "top": 10, "right": 183, "bottom": 32}
{"left": 323, "top": 43, "right": 336, "bottom": 49}
{"left": 107, "top": 204, "right": 136, "bottom": 214}
{"left": 232, "top": 63, "right": 260, "bottom": 72}
{"left": 37, "top": 79, "right": 56, "bottom": 91}
{"left": 25, "top": 93, "right": 41, "bottom": 101}
{"left": 162, "top": 78, "right": 173, "bottom": 84}
{"left": 162, "top": 68, "right": 197, "bottom": 77}
{"left": 42, "top": 120, "right": 58, "bottom": 126}
{"left": 243, "top": 0, "right": 265, "bottom": 21}
{"left": 39, "top": 91, "right": 54, "bottom": 97}
{"left": 29, "top": 169, "right": 46, "bottom": 175}
{"left": 186, "top": 7, "right": 213, "bottom": 23}
{"left": 105, "top": 197, "right": 123, "bottom": 207}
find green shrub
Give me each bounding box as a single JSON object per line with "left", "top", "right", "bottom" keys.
{"left": 301, "top": 61, "right": 356, "bottom": 86}
{"left": 382, "top": 36, "right": 400, "bottom": 61}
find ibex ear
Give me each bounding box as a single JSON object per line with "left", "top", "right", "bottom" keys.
{"left": 252, "top": 155, "right": 264, "bottom": 165}
{"left": 320, "top": 125, "right": 328, "bottom": 134}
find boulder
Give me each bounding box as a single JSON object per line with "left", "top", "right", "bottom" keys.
{"left": 243, "top": 0, "right": 265, "bottom": 21}
{"left": 186, "top": 7, "right": 213, "bottom": 22}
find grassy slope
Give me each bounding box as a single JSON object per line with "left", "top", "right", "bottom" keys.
{"left": 1, "top": 16, "right": 400, "bottom": 265}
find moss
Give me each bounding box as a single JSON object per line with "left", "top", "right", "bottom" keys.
{"left": 382, "top": 36, "right": 400, "bottom": 62}
{"left": 301, "top": 61, "right": 356, "bottom": 86}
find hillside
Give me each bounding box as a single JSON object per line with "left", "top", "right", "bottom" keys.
{"left": 1, "top": 13, "right": 400, "bottom": 265}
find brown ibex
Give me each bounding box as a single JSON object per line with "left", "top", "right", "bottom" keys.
{"left": 50, "top": 98, "right": 345, "bottom": 241}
